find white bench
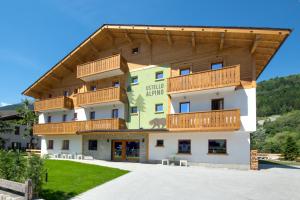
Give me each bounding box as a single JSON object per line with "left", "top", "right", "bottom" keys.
{"left": 67, "top": 154, "right": 73, "bottom": 159}
{"left": 161, "top": 159, "right": 169, "bottom": 165}
{"left": 180, "top": 160, "right": 188, "bottom": 167}
{"left": 76, "top": 154, "right": 83, "bottom": 160}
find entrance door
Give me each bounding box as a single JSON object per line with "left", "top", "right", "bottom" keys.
{"left": 112, "top": 140, "right": 140, "bottom": 162}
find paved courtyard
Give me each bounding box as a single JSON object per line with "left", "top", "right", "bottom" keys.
{"left": 72, "top": 160, "right": 300, "bottom": 200}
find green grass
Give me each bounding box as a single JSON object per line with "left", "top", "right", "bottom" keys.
{"left": 259, "top": 159, "right": 300, "bottom": 166}
{"left": 41, "top": 160, "right": 129, "bottom": 200}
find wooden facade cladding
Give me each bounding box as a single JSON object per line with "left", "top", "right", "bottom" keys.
{"left": 34, "top": 96, "right": 73, "bottom": 112}
{"left": 168, "top": 65, "right": 241, "bottom": 94}
{"left": 77, "top": 87, "right": 127, "bottom": 107}
{"left": 33, "top": 118, "right": 126, "bottom": 135}
{"left": 77, "top": 54, "right": 128, "bottom": 82}
{"left": 167, "top": 109, "right": 240, "bottom": 131}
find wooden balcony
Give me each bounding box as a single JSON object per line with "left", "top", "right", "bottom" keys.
{"left": 77, "top": 87, "right": 127, "bottom": 107}
{"left": 33, "top": 118, "right": 126, "bottom": 135}
{"left": 168, "top": 65, "right": 240, "bottom": 94}
{"left": 77, "top": 54, "right": 128, "bottom": 82}
{"left": 34, "top": 96, "right": 73, "bottom": 112}
{"left": 167, "top": 109, "right": 240, "bottom": 131}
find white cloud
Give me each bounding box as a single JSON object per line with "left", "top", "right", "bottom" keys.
{"left": 0, "top": 102, "right": 11, "bottom": 107}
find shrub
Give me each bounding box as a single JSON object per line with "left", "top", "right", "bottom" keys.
{"left": 283, "top": 136, "right": 299, "bottom": 161}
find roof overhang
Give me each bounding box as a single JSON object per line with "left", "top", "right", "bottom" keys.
{"left": 22, "top": 24, "right": 292, "bottom": 98}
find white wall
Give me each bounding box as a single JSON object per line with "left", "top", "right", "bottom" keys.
{"left": 149, "top": 132, "right": 250, "bottom": 165}
{"left": 38, "top": 103, "right": 125, "bottom": 124}
{"left": 170, "top": 88, "right": 256, "bottom": 132}
{"left": 41, "top": 135, "right": 82, "bottom": 156}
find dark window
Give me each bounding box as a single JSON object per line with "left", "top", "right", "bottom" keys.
{"left": 73, "top": 113, "right": 78, "bottom": 121}
{"left": 132, "top": 47, "right": 139, "bottom": 55}
{"left": 12, "top": 142, "right": 21, "bottom": 150}
{"left": 14, "top": 126, "right": 20, "bottom": 135}
{"left": 113, "top": 81, "right": 120, "bottom": 87}
{"left": 74, "top": 89, "right": 78, "bottom": 94}
{"left": 62, "top": 140, "right": 69, "bottom": 150}
{"left": 90, "top": 86, "right": 97, "bottom": 91}
{"left": 112, "top": 109, "right": 119, "bottom": 118}
{"left": 47, "top": 116, "right": 52, "bottom": 123}
{"left": 156, "top": 140, "right": 164, "bottom": 147}
{"left": 48, "top": 140, "right": 54, "bottom": 150}
{"left": 211, "top": 98, "right": 224, "bottom": 110}
{"left": 48, "top": 94, "right": 52, "bottom": 98}
{"left": 131, "top": 106, "right": 138, "bottom": 114}
{"left": 178, "top": 140, "right": 191, "bottom": 154}
{"left": 131, "top": 76, "right": 138, "bottom": 85}
{"left": 155, "top": 104, "right": 163, "bottom": 113}
{"left": 180, "top": 68, "right": 190, "bottom": 76}
{"left": 88, "top": 140, "right": 97, "bottom": 150}
{"left": 63, "top": 91, "right": 69, "bottom": 97}
{"left": 211, "top": 62, "right": 223, "bottom": 70}
{"left": 90, "top": 111, "right": 95, "bottom": 120}
{"left": 208, "top": 139, "right": 227, "bottom": 154}
{"left": 62, "top": 114, "right": 67, "bottom": 122}
{"left": 179, "top": 102, "right": 190, "bottom": 113}
{"left": 155, "top": 71, "right": 164, "bottom": 80}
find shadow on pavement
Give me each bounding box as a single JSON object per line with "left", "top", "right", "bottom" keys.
{"left": 259, "top": 160, "right": 300, "bottom": 170}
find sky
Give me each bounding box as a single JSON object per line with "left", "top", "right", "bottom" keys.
{"left": 0, "top": 0, "right": 299, "bottom": 105}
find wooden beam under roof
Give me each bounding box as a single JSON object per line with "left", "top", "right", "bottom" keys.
{"left": 88, "top": 38, "right": 101, "bottom": 54}
{"left": 144, "top": 30, "right": 152, "bottom": 45}
{"left": 49, "top": 73, "right": 62, "bottom": 82}
{"left": 61, "top": 63, "right": 74, "bottom": 73}
{"left": 251, "top": 35, "right": 261, "bottom": 54}
{"left": 166, "top": 31, "right": 173, "bottom": 45}
{"left": 219, "top": 32, "right": 225, "bottom": 50}
{"left": 124, "top": 32, "right": 133, "bottom": 44}
{"left": 191, "top": 32, "right": 196, "bottom": 48}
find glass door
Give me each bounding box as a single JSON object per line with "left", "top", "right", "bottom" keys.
{"left": 126, "top": 141, "right": 140, "bottom": 162}
{"left": 113, "top": 141, "right": 125, "bottom": 161}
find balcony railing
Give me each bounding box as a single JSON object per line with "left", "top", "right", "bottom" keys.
{"left": 77, "top": 54, "right": 127, "bottom": 81}
{"left": 77, "top": 87, "right": 127, "bottom": 107}
{"left": 33, "top": 118, "right": 126, "bottom": 135}
{"left": 167, "top": 109, "right": 240, "bottom": 131}
{"left": 168, "top": 65, "right": 240, "bottom": 94}
{"left": 34, "top": 96, "right": 73, "bottom": 112}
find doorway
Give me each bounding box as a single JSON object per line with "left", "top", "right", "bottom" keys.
{"left": 112, "top": 140, "right": 140, "bottom": 162}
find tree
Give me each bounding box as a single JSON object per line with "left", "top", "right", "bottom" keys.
{"left": 283, "top": 135, "right": 299, "bottom": 161}
{"left": 16, "top": 99, "right": 38, "bottom": 149}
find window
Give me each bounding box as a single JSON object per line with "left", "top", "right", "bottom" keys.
{"left": 73, "top": 113, "right": 78, "bottom": 121}
{"left": 211, "top": 62, "right": 223, "bottom": 70}
{"left": 48, "top": 140, "right": 54, "bottom": 150}
{"left": 48, "top": 94, "right": 52, "bottom": 98}
{"left": 88, "top": 140, "right": 97, "bottom": 150}
{"left": 74, "top": 88, "right": 78, "bottom": 94}
{"left": 208, "top": 139, "right": 227, "bottom": 154}
{"left": 62, "top": 114, "right": 67, "bottom": 122}
{"left": 179, "top": 102, "right": 190, "bottom": 113}
{"left": 131, "top": 106, "right": 138, "bottom": 114}
{"left": 180, "top": 68, "right": 190, "bottom": 76}
{"left": 62, "top": 140, "right": 69, "bottom": 150}
{"left": 112, "top": 109, "right": 119, "bottom": 118}
{"left": 90, "top": 85, "right": 97, "bottom": 91}
{"left": 90, "top": 111, "right": 95, "bottom": 120}
{"left": 63, "top": 91, "right": 69, "bottom": 97}
{"left": 47, "top": 116, "right": 52, "bottom": 123}
{"left": 11, "top": 142, "right": 21, "bottom": 150}
{"left": 112, "top": 81, "right": 120, "bottom": 87}
{"left": 211, "top": 98, "right": 224, "bottom": 110}
{"left": 131, "top": 47, "right": 139, "bottom": 55}
{"left": 155, "top": 71, "right": 164, "bottom": 80}
{"left": 155, "top": 104, "right": 163, "bottom": 113}
{"left": 178, "top": 140, "right": 191, "bottom": 154}
{"left": 156, "top": 140, "right": 164, "bottom": 147}
{"left": 14, "top": 126, "right": 20, "bottom": 135}
{"left": 131, "top": 76, "right": 138, "bottom": 85}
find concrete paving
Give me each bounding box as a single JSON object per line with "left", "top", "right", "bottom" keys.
{"left": 71, "top": 160, "right": 300, "bottom": 200}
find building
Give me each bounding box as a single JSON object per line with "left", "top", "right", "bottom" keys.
{"left": 22, "top": 24, "right": 290, "bottom": 168}
{"left": 0, "top": 104, "right": 40, "bottom": 150}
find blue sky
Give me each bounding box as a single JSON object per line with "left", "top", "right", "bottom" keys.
{"left": 0, "top": 0, "right": 299, "bottom": 105}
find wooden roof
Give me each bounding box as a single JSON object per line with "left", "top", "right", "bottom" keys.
{"left": 23, "top": 24, "right": 291, "bottom": 98}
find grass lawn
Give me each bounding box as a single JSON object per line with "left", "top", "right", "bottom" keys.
{"left": 41, "top": 160, "right": 129, "bottom": 200}
{"left": 259, "top": 159, "right": 300, "bottom": 166}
